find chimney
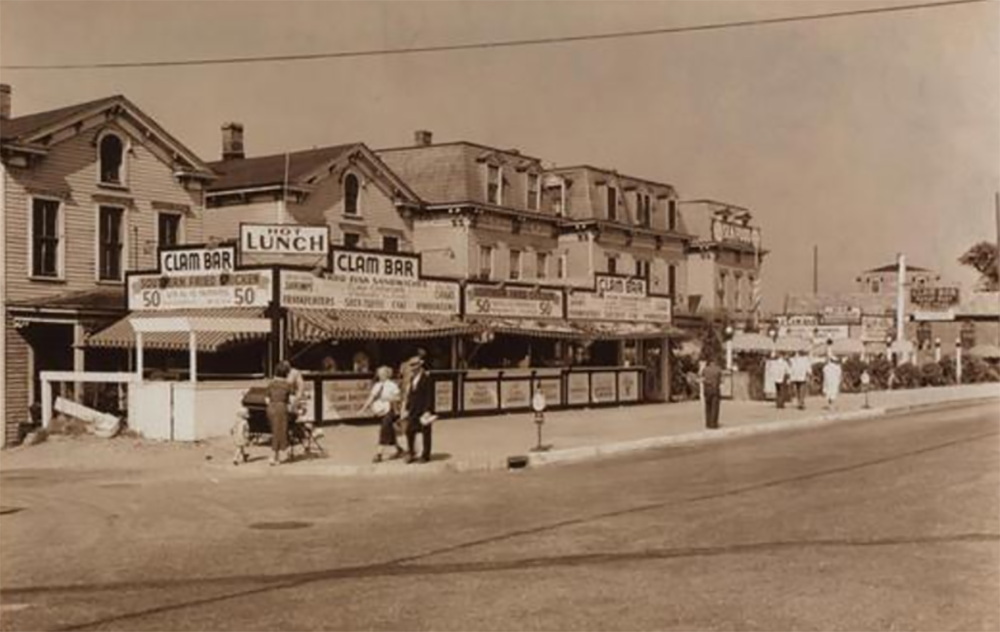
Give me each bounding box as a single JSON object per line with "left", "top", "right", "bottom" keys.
{"left": 414, "top": 130, "right": 433, "bottom": 147}
{"left": 0, "top": 84, "right": 11, "bottom": 120}
{"left": 221, "top": 122, "right": 245, "bottom": 161}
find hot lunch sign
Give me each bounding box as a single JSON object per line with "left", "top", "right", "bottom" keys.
{"left": 241, "top": 224, "right": 329, "bottom": 257}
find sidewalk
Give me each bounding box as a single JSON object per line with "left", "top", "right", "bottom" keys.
{"left": 236, "top": 382, "right": 1000, "bottom": 477}
{"left": 2, "top": 384, "right": 996, "bottom": 479}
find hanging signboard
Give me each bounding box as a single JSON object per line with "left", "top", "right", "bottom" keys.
{"left": 280, "top": 269, "right": 460, "bottom": 315}
{"left": 820, "top": 305, "right": 862, "bottom": 325}
{"left": 464, "top": 284, "right": 564, "bottom": 319}
{"left": 912, "top": 309, "right": 956, "bottom": 322}
{"left": 329, "top": 247, "right": 420, "bottom": 280}
{"left": 910, "top": 286, "right": 960, "bottom": 310}
{"left": 710, "top": 218, "right": 759, "bottom": 246}
{"left": 776, "top": 314, "right": 818, "bottom": 327}
{"left": 240, "top": 224, "right": 329, "bottom": 257}
{"left": 567, "top": 292, "right": 672, "bottom": 324}
{"left": 158, "top": 245, "right": 236, "bottom": 277}
{"left": 779, "top": 324, "right": 850, "bottom": 341}
{"left": 594, "top": 274, "right": 647, "bottom": 297}
{"left": 127, "top": 270, "right": 273, "bottom": 311}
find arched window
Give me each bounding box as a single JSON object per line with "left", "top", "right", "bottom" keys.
{"left": 344, "top": 173, "right": 360, "bottom": 216}
{"left": 99, "top": 133, "right": 124, "bottom": 185}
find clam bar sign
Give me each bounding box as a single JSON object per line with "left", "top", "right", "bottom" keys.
{"left": 128, "top": 270, "right": 273, "bottom": 311}
{"left": 329, "top": 247, "right": 419, "bottom": 280}
{"left": 241, "top": 224, "right": 329, "bottom": 257}
{"left": 158, "top": 245, "right": 236, "bottom": 277}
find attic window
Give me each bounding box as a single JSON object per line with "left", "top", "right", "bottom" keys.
{"left": 344, "top": 173, "right": 360, "bottom": 216}
{"left": 99, "top": 133, "right": 125, "bottom": 185}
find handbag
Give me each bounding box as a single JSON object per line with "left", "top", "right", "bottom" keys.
{"left": 419, "top": 412, "right": 438, "bottom": 427}
{"left": 371, "top": 383, "right": 391, "bottom": 416}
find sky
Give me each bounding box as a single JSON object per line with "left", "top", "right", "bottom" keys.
{"left": 1, "top": 0, "right": 997, "bottom": 309}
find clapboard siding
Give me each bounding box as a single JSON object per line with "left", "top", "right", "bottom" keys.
{"left": 4, "top": 314, "right": 30, "bottom": 443}
{"left": 203, "top": 199, "right": 279, "bottom": 244}
{"left": 4, "top": 121, "right": 204, "bottom": 304}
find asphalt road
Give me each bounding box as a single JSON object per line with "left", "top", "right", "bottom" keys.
{"left": 1, "top": 401, "right": 997, "bottom": 631}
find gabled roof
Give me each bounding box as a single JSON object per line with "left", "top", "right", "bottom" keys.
{"left": 0, "top": 95, "right": 120, "bottom": 142}
{"left": 206, "top": 144, "right": 358, "bottom": 192}
{"left": 864, "top": 263, "right": 932, "bottom": 273}
{"left": 0, "top": 94, "right": 215, "bottom": 178}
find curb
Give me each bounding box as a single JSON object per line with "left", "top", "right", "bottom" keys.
{"left": 518, "top": 395, "right": 999, "bottom": 469}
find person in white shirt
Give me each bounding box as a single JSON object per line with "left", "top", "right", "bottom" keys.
{"left": 788, "top": 350, "right": 812, "bottom": 410}
{"left": 359, "top": 366, "right": 403, "bottom": 462}
{"left": 773, "top": 353, "right": 791, "bottom": 409}
{"left": 823, "top": 358, "right": 843, "bottom": 410}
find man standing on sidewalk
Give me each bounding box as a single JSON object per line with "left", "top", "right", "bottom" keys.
{"left": 789, "top": 350, "right": 811, "bottom": 410}
{"left": 701, "top": 358, "right": 723, "bottom": 429}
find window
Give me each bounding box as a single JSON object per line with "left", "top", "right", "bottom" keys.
{"left": 343, "top": 232, "right": 361, "bottom": 248}
{"left": 557, "top": 255, "right": 567, "bottom": 279}
{"left": 479, "top": 245, "right": 494, "bottom": 279}
{"left": 527, "top": 173, "right": 540, "bottom": 211}
{"left": 157, "top": 212, "right": 182, "bottom": 247}
{"left": 607, "top": 186, "right": 618, "bottom": 222}
{"left": 99, "top": 133, "right": 125, "bottom": 185}
{"left": 382, "top": 236, "right": 399, "bottom": 253}
{"left": 509, "top": 249, "right": 522, "bottom": 280}
{"left": 871, "top": 279, "right": 881, "bottom": 294}
{"left": 667, "top": 199, "right": 678, "bottom": 231}
{"left": 635, "top": 259, "right": 650, "bottom": 279}
{"left": 607, "top": 255, "right": 618, "bottom": 275}
{"left": 734, "top": 275, "right": 743, "bottom": 309}
{"left": 536, "top": 252, "right": 549, "bottom": 279}
{"left": 487, "top": 164, "right": 502, "bottom": 205}
{"left": 31, "top": 198, "right": 61, "bottom": 278}
{"left": 717, "top": 272, "right": 727, "bottom": 306}
{"left": 634, "top": 193, "right": 652, "bottom": 228}
{"left": 668, "top": 264, "right": 677, "bottom": 298}
{"left": 344, "top": 174, "right": 360, "bottom": 216}
{"left": 98, "top": 206, "right": 125, "bottom": 281}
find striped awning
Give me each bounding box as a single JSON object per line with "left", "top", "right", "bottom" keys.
{"left": 471, "top": 318, "right": 582, "bottom": 339}
{"left": 87, "top": 308, "right": 268, "bottom": 352}
{"left": 573, "top": 321, "right": 685, "bottom": 340}
{"left": 288, "top": 309, "right": 473, "bottom": 342}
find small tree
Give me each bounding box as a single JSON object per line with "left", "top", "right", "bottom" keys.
{"left": 959, "top": 242, "right": 999, "bottom": 291}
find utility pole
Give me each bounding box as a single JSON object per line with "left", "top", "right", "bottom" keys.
{"left": 812, "top": 245, "right": 818, "bottom": 294}
{"left": 896, "top": 252, "right": 906, "bottom": 361}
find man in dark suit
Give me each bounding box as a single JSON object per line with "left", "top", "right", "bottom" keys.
{"left": 701, "top": 358, "right": 723, "bottom": 429}
{"left": 403, "top": 356, "right": 435, "bottom": 463}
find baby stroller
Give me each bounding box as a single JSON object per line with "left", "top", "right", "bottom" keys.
{"left": 232, "top": 386, "right": 326, "bottom": 465}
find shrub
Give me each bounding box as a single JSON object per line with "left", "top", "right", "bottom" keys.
{"left": 893, "top": 362, "right": 922, "bottom": 389}
{"left": 737, "top": 353, "right": 767, "bottom": 400}
{"left": 841, "top": 356, "right": 868, "bottom": 393}
{"left": 867, "top": 356, "right": 894, "bottom": 390}
{"left": 699, "top": 323, "right": 725, "bottom": 366}
{"left": 938, "top": 356, "right": 958, "bottom": 385}
{"left": 670, "top": 352, "right": 700, "bottom": 401}
{"left": 919, "top": 362, "right": 948, "bottom": 387}
{"left": 964, "top": 356, "right": 998, "bottom": 383}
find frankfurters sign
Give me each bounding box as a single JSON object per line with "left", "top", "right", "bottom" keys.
{"left": 240, "top": 224, "right": 329, "bottom": 257}
{"left": 158, "top": 245, "right": 236, "bottom": 277}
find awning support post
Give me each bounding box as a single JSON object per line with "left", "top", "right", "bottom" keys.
{"left": 136, "top": 332, "right": 144, "bottom": 382}
{"left": 189, "top": 331, "right": 197, "bottom": 383}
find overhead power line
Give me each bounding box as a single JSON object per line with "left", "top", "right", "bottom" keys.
{"left": 1, "top": 0, "right": 988, "bottom": 71}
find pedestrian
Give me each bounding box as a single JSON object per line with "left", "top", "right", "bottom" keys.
{"left": 774, "top": 353, "right": 791, "bottom": 409}
{"left": 359, "top": 366, "right": 404, "bottom": 463}
{"left": 264, "top": 362, "right": 294, "bottom": 466}
{"left": 789, "top": 350, "right": 811, "bottom": 410}
{"left": 402, "top": 355, "right": 436, "bottom": 463}
{"left": 823, "top": 357, "right": 843, "bottom": 410}
{"left": 700, "top": 358, "right": 723, "bottom": 429}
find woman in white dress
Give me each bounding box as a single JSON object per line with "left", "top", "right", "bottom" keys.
{"left": 822, "top": 358, "right": 843, "bottom": 410}
{"left": 359, "top": 366, "right": 403, "bottom": 462}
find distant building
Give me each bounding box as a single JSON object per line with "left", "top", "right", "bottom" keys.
{"left": 857, "top": 262, "right": 939, "bottom": 295}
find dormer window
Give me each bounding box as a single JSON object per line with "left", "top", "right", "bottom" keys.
{"left": 99, "top": 133, "right": 125, "bottom": 186}
{"left": 526, "top": 172, "right": 540, "bottom": 211}
{"left": 668, "top": 199, "right": 678, "bottom": 231}
{"left": 344, "top": 173, "right": 361, "bottom": 216}
{"left": 487, "top": 164, "right": 502, "bottom": 205}
{"left": 607, "top": 186, "right": 618, "bottom": 222}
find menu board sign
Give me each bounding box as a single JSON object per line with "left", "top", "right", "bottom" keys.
{"left": 280, "top": 269, "right": 459, "bottom": 315}
{"left": 463, "top": 380, "right": 499, "bottom": 411}
{"left": 861, "top": 315, "right": 893, "bottom": 342}
{"left": 434, "top": 380, "right": 454, "bottom": 414}
{"left": 464, "top": 284, "right": 564, "bottom": 319}
{"left": 591, "top": 372, "right": 617, "bottom": 403}
{"left": 500, "top": 380, "right": 531, "bottom": 409}
{"left": 821, "top": 305, "right": 862, "bottom": 325}
{"left": 320, "top": 379, "right": 371, "bottom": 420}
{"left": 618, "top": 371, "right": 640, "bottom": 402}
{"left": 780, "top": 324, "right": 850, "bottom": 341}
{"left": 567, "top": 373, "right": 590, "bottom": 405}
{"left": 911, "top": 286, "right": 960, "bottom": 309}
{"left": 567, "top": 292, "right": 672, "bottom": 324}
{"left": 128, "top": 270, "right": 273, "bottom": 311}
